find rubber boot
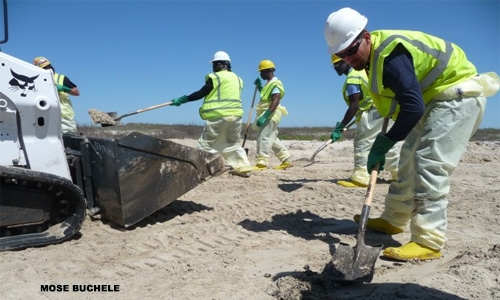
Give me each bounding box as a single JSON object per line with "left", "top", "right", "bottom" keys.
{"left": 383, "top": 241, "right": 442, "bottom": 261}
{"left": 252, "top": 164, "right": 267, "bottom": 171}
{"left": 337, "top": 180, "right": 367, "bottom": 188}
{"left": 274, "top": 160, "right": 293, "bottom": 170}
{"left": 353, "top": 215, "right": 404, "bottom": 235}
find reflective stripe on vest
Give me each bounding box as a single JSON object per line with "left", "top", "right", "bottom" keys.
{"left": 200, "top": 70, "right": 244, "bottom": 120}
{"left": 53, "top": 73, "right": 70, "bottom": 105}
{"left": 343, "top": 68, "right": 372, "bottom": 120}
{"left": 369, "top": 30, "right": 477, "bottom": 118}
{"left": 53, "top": 73, "right": 76, "bottom": 132}
{"left": 260, "top": 78, "right": 285, "bottom": 102}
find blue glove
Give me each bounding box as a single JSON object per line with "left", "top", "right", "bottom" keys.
{"left": 56, "top": 84, "right": 72, "bottom": 93}
{"left": 254, "top": 78, "right": 263, "bottom": 91}
{"left": 257, "top": 110, "right": 272, "bottom": 127}
{"left": 330, "top": 122, "right": 345, "bottom": 142}
{"left": 367, "top": 133, "right": 397, "bottom": 173}
{"left": 172, "top": 95, "right": 188, "bottom": 107}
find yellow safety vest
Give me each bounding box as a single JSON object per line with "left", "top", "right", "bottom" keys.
{"left": 343, "top": 68, "right": 372, "bottom": 122}
{"left": 254, "top": 77, "right": 288, "bottom": 126}
{"left": 199, "top": 70, "right": 244, "bottom": 120}
{"left": 54, "top": 73, "right": 77, "bottom": 133}
{"left": 368, "top": 30, "right": 477, "bottom": 118}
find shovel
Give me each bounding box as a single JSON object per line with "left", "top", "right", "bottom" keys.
{"left": 309, "top": 119, "right": 356, "bottom": 162}
{"left": 89, "top": 101, "right": 173, "bottom": 126}
{"left": 326, "top": 118, "right": 389, "bottom": 282}
{"left": 310, "top": 139, "right": 332, "bottom": 162}
{"left": 242, "top": 85, "right": 258, "bottom": 154}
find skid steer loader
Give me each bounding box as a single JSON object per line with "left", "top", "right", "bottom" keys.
{"left": 0, "top": 0, "right": 225, "bottom": 251}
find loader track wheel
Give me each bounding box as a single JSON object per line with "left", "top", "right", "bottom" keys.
{"left": 0, "top": 166, "right": 87, "bottom": 251}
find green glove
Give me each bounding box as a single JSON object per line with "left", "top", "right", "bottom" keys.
{"left": 56, "top": 84, "right": 72, "bottom": 93}
{"left": 367, "top": 133, "right": 397, "bottom": 173}
{"left": 330, "top": 122, "right": 345, "bottom": 142}
{"left": 172, "top": 95, "right": 189, "bottom": 107}
{"left": 254, "top": 78, "right": 263, "bottom": 91}
{"left": 257, "top": 110, "right": 272, "bottom": 127}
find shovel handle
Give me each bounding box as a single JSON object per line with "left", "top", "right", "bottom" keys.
{"left": 364, "top": 167, "right": 379, "bottom": 207}
{"left": 135, "top": 101, "right": 173, "bottom": 113}
{"left": 242, "top": 85, "right": 259, "bottom": 148}
{"left": 363, "top": 118, "right": 390, "bottom": 207}
{"left": 344, "top": 119, "right": 356, "bottom": 130}
{"left": 115, "top": 101, "right": 173, "bottom": 121}
{"left": 310, "top": 139, "right": 332, "bottom": 161}
{"left": 309, "top": 120, "right": 356, "bottom": 161}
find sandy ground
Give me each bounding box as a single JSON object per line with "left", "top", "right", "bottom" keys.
{"left": 1, "top": 139, "right": 499, "bottom": 300}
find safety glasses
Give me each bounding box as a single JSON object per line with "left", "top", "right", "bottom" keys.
{"left": 335, "top": 35, "right": 363, "bottom": 58}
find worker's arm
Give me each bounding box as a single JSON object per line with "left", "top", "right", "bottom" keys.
{"left": 65, "top": 86, "right": 79, "bottom": 96}
{"left": 61, "top": 77, "right": 80, "bottom": 96}
{"left": 367, "top": 45, "right": 425, "bottom": 173}
{"left": 340, "top": 84, "right": 361, "bottom": 125}
{"left": 267, "top": 92, "right": 281, "bottom": 113}
{"left": 382, "top": 46, "right": 425, "bottom": 142}
{"left": 256, "top": 87, "right": 281, "bottom": 127}
{"left": 330, "top": 84, "right": 361, "bottom": 142}
{"left": 187, "top": 78, "right": 214, "bottom": 101}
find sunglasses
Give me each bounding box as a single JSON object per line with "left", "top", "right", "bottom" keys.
{"left": 335, "top": 35, "right": 363, "bottom": 58}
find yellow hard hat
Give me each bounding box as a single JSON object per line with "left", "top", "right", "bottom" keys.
{"left": 33, "top": 56, "right": 51, "bottom": 68}
{"left": 258, "top": 59, "right": 275, "bottom": 71}
{"left": 331, "top": 54, "right": 342, "bottom": 64}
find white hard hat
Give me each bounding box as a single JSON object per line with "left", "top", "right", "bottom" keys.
{"left": 324, "top": 7, "right": 367, "bottom": 54}
{"left": 211, "top": 51, "right": 231, "bottom": 62}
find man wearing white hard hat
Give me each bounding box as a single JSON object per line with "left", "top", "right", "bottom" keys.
{"left": 171, "top": 51, "right": 252, "bottom": 178}
{"left": 324, "top": 7, "right": 499, "bottom": 261}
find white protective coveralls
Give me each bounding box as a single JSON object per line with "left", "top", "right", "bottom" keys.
{"left": 351, "top": 107, "right": 400, "bottom": 185}
{"left": 382, "top": 73, "right": 497, "bottom": 250}
{"left": 197, "top": 116, "right": 252, "bottom": 174}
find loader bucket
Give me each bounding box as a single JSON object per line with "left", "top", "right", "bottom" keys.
{"left": 66, "top": 132, "right": 225, "bottom": 227}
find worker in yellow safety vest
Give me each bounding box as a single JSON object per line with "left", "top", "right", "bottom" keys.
{"left": 33, "top": 56, "right": 80, "bottom": 134}
{"left": 252, "top": 60, "right": 292, "bottom": 171}
{"left": 330, "top": 54, "right": 401, "bottom": 188}
{"left": 324, "top": 7, "right": 499, "bottom": 261}
{"left": 171, "top": 51, "right": 252, "bottom": 178}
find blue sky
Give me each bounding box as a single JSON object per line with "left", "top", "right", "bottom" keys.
{"left": 2, "top": 0, "right": 499, "bottom": 128}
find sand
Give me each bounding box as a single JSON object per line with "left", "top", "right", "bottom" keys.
{"left": 1, "top": 139, "right": 499, "bottom": 300}
{"left": 88, "top": 109, "right": 116, "bottom": 125}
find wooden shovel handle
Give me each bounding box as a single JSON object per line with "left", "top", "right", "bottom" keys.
{"left": 363, "top": 118, "right": 390, "bottom": 207}
{"left": 242, "top": 85, "right": 259, "bottom": 148}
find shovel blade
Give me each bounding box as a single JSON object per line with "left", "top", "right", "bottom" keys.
{"left": 101, "top": 112, "right": 121, "bottom": 127}
{"left": 325, "top": 242, "right": 382, "bottom": 282}
{"left": 88, "top": 109, "right": 118, "bottom": 126}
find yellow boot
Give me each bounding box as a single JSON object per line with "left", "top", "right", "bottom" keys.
{"left": 337, "top": 180, "right": 367, "bottom": 188}
{"left": 383, "top": 241, "right": 442, "bottom": 261}
{"left": 252, "top": 164, "right": 267, "bottom": 171}
{"left": 353, "top": 215, "right": 404, "bottom": 235}
{"left": 274, "top": 160, "right": 293, "bottom": 170}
